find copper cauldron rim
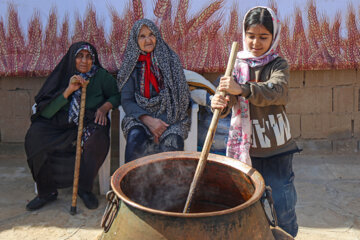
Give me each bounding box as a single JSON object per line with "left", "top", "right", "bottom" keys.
{"left": 111, "top": 151, "right": 265, "bottom": 218}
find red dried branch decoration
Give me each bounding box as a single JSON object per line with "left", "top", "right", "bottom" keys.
{"left": 37, "top": 7, "right": 58, "bottom": 76}
{"left": 7, "top": 4, "right": 26, "bottom": 76}
{"left": 71, "top": 14, "right": 84, "bottom": 43}
{"left": 83, "top": 6, "right": 112, "bottom": 70}
{"left": 279, "top": 18, "right": 293, "bottom": 66}
{"left": 110, "top": 5, "right": 134, "bottom": 71}
{"left": 307, "top": 0, "right": 321, "bottom": 53}
{"left": 3, "top": 0, "right": 360, "bottom": 76}
{"left": 331, "top": 12, "right": 344, "bottom": 68}
{"left": 207, "top": 19, "right": 221, "bottom": 40}
{"left": 346, "top": 5, "right": 360, "bottom": 68}
{"left": 109, "top": 9, "right": 124, "bottom": 70}
{"left": 196, "top": 32, "right": 209, "bottom": 72}
{"left": 57, "top": 15, "right": 70, "bottom": 64}
{"left": 293, "top": 9, "right": 308, "bottom": 69}
{"left": 154, "top": 0, "right": 170, "bottom": 18}
{"left": 174, "top": 0, "right": 189, "bottom": 35}
{"left": 159, "top": 1, "right": 173, "bottom": 42}
{"left": 26, "top": 12, "right": 42, "bottom": 76}
{"left": 133, "top": 0, "right": 144, "bottom": 21}
{"left": 160, "top": 18, "right": 173, "bottom": 43}
{"left": 320, "top": 15, "right": 345, "bottom": 68}
{"left": 227, "top": 5, "right": 239, "bottom": 38}
{"left": 0, "top": 18, "right": 7, "bottom": 75}
{"left": 187, "top": 0, "right": 223, "bottom": 34}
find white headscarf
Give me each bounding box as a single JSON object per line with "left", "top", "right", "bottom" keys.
{"left": 238, "top": 6, "right": 281, "bottom": 60}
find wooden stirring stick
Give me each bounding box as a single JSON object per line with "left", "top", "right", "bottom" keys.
{"left": 183, "top": 42, "right": 239, "bottom": 213}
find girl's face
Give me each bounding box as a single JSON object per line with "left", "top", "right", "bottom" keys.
{"left": 245, "top": 24, "right": 273, "bottom": 57}
{"left": 75, "top": 50, "right": 93, "bottom": 73}
{"left": 138, "top": 25, "right": 157, "bottom": 53}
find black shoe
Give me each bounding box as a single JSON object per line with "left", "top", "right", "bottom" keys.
{"left": 26, "top": 192, "right": 58, "bottom": 211}
{"left": 78, "top": 189, "right": 98, "bottom": 209}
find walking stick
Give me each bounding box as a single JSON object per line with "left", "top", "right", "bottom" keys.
{"left": 70, "top": 79, "right": 89, "bottom": 215}
{"left": 183, "top": 42, "right": 239, "bottom": 213}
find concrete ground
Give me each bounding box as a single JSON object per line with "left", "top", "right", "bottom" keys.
{"left": 0, "top": 142, "right": 359, "bottom": 240}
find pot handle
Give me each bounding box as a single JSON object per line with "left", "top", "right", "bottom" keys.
{"left": 101, "top": 190, "right": 120, "bottom": 233}
{"left": 262, "top": 186, "right": 279, "bottom": 227}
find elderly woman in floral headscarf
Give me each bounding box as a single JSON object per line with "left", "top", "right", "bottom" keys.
{"left": 25, "top": 42, "right": 120, "bottom": 211}
{"left": 117, "top": 19, "right": 190, "bottom": 163}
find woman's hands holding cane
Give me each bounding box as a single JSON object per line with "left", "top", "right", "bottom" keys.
{"left": 63, "top": 75, "right": 89, "bottom": 99}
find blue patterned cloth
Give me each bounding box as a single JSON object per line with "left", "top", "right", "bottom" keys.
{"left": 68, "top": 64, "right": 98, "bottom": 124}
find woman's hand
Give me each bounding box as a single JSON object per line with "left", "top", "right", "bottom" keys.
{"left": 95, "top": 102, "right": 113, "bottom": 126}
{"left": 218, "top": 76, "right": 243, "bottom": 95}
{"left": 63, "top": 75, "right": 88, "bottom": 99}
{"left": 140, "top": 115, "right": 169, "bottom": 144}
{"left": 211, "top": 94, "right": 230, "bottom": 111}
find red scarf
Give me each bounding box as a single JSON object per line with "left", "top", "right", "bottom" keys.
{"left": 138, "top": 53, "right": 160, "bottom": 98}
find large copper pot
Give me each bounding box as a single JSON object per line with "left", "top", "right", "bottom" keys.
{"left": 100, "top": 152, "right": 278, "bottom": 240}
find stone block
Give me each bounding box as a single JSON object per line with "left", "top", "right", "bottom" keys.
{"left": 333, "top": 86, "right": 354, "bottom": 113}
{"left": 305, "top": 69, "right": 356, "bottom": 87}
{"left": 289, "top": 71, "right": 304, "bottom": 88}
{"left": 333, "top": 139, "right": 358, "bottom": 154}
{"left": 332, "top": 69, "right": 356, "bottom": 86}
{"left": 301, "top": 113, "right": 352, "bottom": 139}
{"left": 0, "top": 117, "right": 30, "bottom": 142}
{"left": 287, "top": 87, "right": 332, "bottom": 114}
{"left": 12, "top": 90, "right": 32, "bottom": 118}
{"left": 287, "top": 114, "right": 301, "bottom": 138}
{"left": 0, "top": 77, "right": 46, "bottom": 91}
{"left": 353, "top": 113, "right": 360, "bottom": 138}
{"left": 296, "top": 139, "right": 332, "bottom": 154}
{"left": 305, "top": 70, "right": 333, "bottom": 87}
{"left": 354, "top": 86, "right": 360, "bottom": 112}
{"left": 1, "top": 89, "right": 32, "bottom": 118}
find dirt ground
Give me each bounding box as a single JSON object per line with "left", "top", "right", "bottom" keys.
{"left": 1, "top": 142, "right": 360, "bottom": 240}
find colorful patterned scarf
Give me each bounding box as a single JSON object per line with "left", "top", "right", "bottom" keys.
{"left": 227, "top": 6, "right": 281, "bottom": 166}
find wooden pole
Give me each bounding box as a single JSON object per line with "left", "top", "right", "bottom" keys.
{"left": 183, "top": 42, "right": 239, "bottom": 213}
{"left": 70, "top": 81, "right": 89, "bottom": 215}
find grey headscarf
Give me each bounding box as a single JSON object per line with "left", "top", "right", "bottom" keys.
{"left": 117, "top": 19, "right": 190, "bottom": 141}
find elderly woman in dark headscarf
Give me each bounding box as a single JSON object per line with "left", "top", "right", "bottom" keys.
{"left": 118, "top": 19, "right": 190, "bottom": 163}
{"left": 25, "top": 41, "right": 120, "bottom": 211}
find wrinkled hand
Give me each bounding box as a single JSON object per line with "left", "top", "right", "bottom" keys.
{"left": 63, "top": 75, "right": 89, "bottom": 99}
{"left": 140, "top": 115, "right": 169, "bottom": 144}
{"left": 95, "top": 102, "right": 113, "bottom": 126}
{"left": 218, "top": 76, "right": 242, "bottom": 95}
{"left": 211, "top": 94, "right": 230, "bottom": 111}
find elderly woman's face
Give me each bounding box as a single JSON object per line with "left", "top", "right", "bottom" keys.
{"left": 138, "top": 25, "right": 156, "bottom": 53}
{"left": 75, "top": 50, "right": 93, "bottom": 73}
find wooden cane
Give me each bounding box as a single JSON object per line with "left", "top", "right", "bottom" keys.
{"left": 183, "top": 42, "right": 239, "bottom": 213}
{"left": 70, "top": 80, "right": 89, "bottom": 215}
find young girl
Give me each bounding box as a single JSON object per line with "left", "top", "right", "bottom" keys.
{"left": 211, "top": 6, "right": 299, "bottom": 237}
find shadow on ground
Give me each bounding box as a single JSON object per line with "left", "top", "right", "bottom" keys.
{"left": 1, "top": 143, "right": 360, "bottom": 239}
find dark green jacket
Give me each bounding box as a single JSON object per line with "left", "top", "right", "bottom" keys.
{"left": 41, "top": 68, "right": 120, "bottom": 118}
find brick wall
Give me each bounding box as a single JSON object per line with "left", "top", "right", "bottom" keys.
{"left": 1, "top": 69, "right": 359, "bottom": 154}
{"left": 287, "top": 70, "right": 358, "bottom": 154}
